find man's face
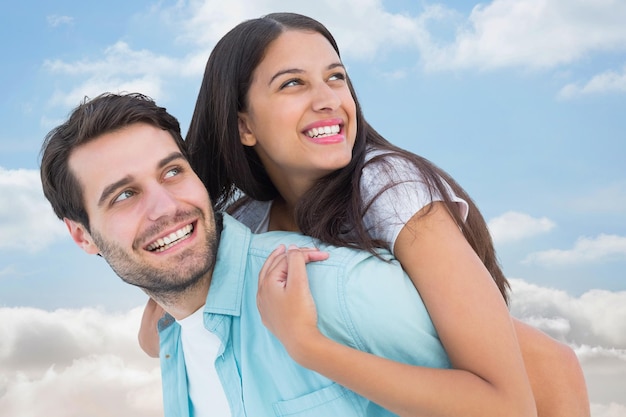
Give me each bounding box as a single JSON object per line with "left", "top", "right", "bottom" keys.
{"left": 66, "top": 122, "right": 217, "bottom": 297}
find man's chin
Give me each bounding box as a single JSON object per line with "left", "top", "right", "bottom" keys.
{"left": 129, "top": 266, "right": 209, "bottom": 294}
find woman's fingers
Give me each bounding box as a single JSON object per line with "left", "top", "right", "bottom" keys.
{"left": 258, "top": 244, "right": 286, "bottom": 287}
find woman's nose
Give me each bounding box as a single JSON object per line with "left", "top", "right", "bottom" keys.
{"left": 311, "top": 82, "right": 341, "bottom": 112}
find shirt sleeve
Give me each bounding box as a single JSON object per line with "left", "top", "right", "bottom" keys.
{"left": 361, "top": 151, "right": 469, "bottom": 254}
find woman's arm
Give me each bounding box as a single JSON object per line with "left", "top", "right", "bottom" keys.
{"left": 257, "top": 204, "right": 537, "bottom": 417}
{"left": 362, "top": 154, "right": 589, "bottom": 416}
{"left": 395, "top": 201, "right": 589, "bottom": 417}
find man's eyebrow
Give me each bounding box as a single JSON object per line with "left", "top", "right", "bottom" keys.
{"left": 98, "top": 176, "right": 133, "bottom": 208}
{"left": 158, "top": 152, "right": 185, "bottom": 170}
{"left": 268, "top": 62, "right": 345, "bottom": 86}
{"left": 97, "top": 151, "right": 186, "bottom": 207}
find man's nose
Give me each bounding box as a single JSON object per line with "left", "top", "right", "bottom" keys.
{"left": 145, "top": 184, "right": 178, "bottom": 221}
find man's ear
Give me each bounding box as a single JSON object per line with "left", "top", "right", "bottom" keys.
{"left": 64, "top": 218, "right": 100, "bottom": 255}
{"left": 238, "top": 113, "right": 257, "bottom": 147}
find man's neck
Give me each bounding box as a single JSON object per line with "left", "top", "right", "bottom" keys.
{"left": 148, "top": 273, "right": 212, "bottom": 321}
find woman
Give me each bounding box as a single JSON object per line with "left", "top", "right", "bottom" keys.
{"left": 141, "top": 12, "right": 589, "bottom": 417}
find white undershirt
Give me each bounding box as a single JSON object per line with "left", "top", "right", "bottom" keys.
{"left": 178, "top": 306, "right": 231, "bottom": 417}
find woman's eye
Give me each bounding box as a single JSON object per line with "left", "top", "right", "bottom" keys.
{"left": 164, "top": 167, "right": 181, "bottom": 179}
{"left": 114, "top": 190, "right": 135, "bottom": 203}
{"left": 280, "top": 79, "right": 301, "bottom": 89}
{"left": 329, "top": 72, "right": 346, "bottom": 81}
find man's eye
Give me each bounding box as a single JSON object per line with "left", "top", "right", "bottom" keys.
{"left": 164, "top": 167, "right": 181, "bottom": 179}
{"left": 114, "top": 190, "right": 135, "bottom": 203}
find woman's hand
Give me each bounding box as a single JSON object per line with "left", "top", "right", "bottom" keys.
{"left": 256, "top": 244, "right": 328, "bottom": 361}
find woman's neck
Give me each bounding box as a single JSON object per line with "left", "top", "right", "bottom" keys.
{"left": 268, "top": 196, "right": 300, "bottom": 232}
{"left": 264, "top": 170, "right": 313, "bottom": 232}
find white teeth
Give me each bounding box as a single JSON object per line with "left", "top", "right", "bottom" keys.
{"left": 306, "top": 124, "right": 340, "bottom": 138}
{"left": 147, "top": 224, "right": 193, "bottom": 252}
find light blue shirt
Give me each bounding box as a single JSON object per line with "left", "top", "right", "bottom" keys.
{"left": 159, "top": 214, "right": 451, "bottom": 417}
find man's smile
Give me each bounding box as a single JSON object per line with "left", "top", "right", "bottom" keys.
{"left": 146, "top": 223, "right": 194, "bottom": 252}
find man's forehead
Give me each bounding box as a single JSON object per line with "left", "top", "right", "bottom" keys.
{"left": 71, "top": 124, "right": 179, "bottom": 165}
{"left": 68, "top": 124, "right": 181, "bottom": 199}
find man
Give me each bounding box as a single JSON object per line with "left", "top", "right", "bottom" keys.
{"left": 40, "top": 93, "right": 453, "bottom": 417}
{"left": 41, "top": 93, "right": 589, "bottom": 417}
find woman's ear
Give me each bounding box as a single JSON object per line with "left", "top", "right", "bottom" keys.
{"left": 64, "top": 218, "right": 100, "bottom": 255}
{"left": 238, "top": 113, "right": 257, "bottom": 147}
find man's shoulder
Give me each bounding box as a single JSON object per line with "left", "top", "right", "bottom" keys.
{"left": 249, "top": 230, "right": 396, "bottom": 271}
{"left": 247, "top": 230, "right": 320, "bottom": 259}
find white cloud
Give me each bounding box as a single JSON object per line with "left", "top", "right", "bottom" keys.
{"left": 568, "top": 181, "right": 626, "bottom": 213}
{"left": 174, "top": 0, "right": 262, "bottom": 47}
{"left": 0, "top": 306, "right": 161, "bottom": 417}
{"left": 43, "top": 41, "right": 185, "bottom": 108}
{"left": 0, "top": 307, "right": 154, "bottom": 373}
{"left": 380, "top": 69, "right": 409, "bottom": 80}
{"left": 509, "top": 279, "right": 626, "bottom": 347}
{"left": 46, "top": 15, "right": 74, "bottom": 28}
{"left": 591, "top": 402, "right": 626, "bottom": 417}
{"left": 0, "top": 265, "right": 17, "bottom": 279}
{"left": 173, "top": 0, "right": 433, "bottom": 61}
{"left": 39, "top": 0, "right": 626, "bottom": 111}
{"left": 0, "top": 167, "right": 66, "bottom": 251}
{"left": 579, "top": 345, "right": 626, "bottom": 409}
{"left": 576, "top": 345, "right": 626, "bottom": 363}
{"left": 488, "top": 211, "right": 556, "bottom": 244}
{"left": 173, "top": 0, "right": 626, "bottom": 71}
{"left": 510, "top": 279, "right": 626, "bottom": 407}
{"left": 558, "top": 64, "right": 626, "bottom": 99}
{"left": 47, "top": 74, "right": 166, "bottom": 110}
{"left": 0, "top": 355, "right": 162, "bottom": 417}
{"left": 422, "top": 0, "right": 626, "bottom": 71}
{"left": 39, "top": 0, "right": 430, "bottom": 110}
{"left": 523, "top": 234, "right": 626, "bottom": 266}
{"left": 44, "top": 42, "right": 179, "bottom": 77}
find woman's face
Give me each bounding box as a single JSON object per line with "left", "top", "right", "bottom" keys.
{"left": 238, "top": 29, "right": 357, "bottom": 190}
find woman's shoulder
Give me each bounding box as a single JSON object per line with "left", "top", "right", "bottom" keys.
{"left": 229, "top": 198, "right": 272, "bottom": 232}
{"left": 359, "top": 147, "right": 469, "bottom": 250}
{"left": 362, "top": 147, "right": 426, "bottom": 189}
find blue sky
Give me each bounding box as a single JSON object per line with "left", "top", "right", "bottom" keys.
{"left": 1, "top": 1, "right": 625, "bottom": 416}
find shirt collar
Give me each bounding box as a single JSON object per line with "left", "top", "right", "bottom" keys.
{"left": 203, "top": 213, "right": 252, "bottom": 317}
